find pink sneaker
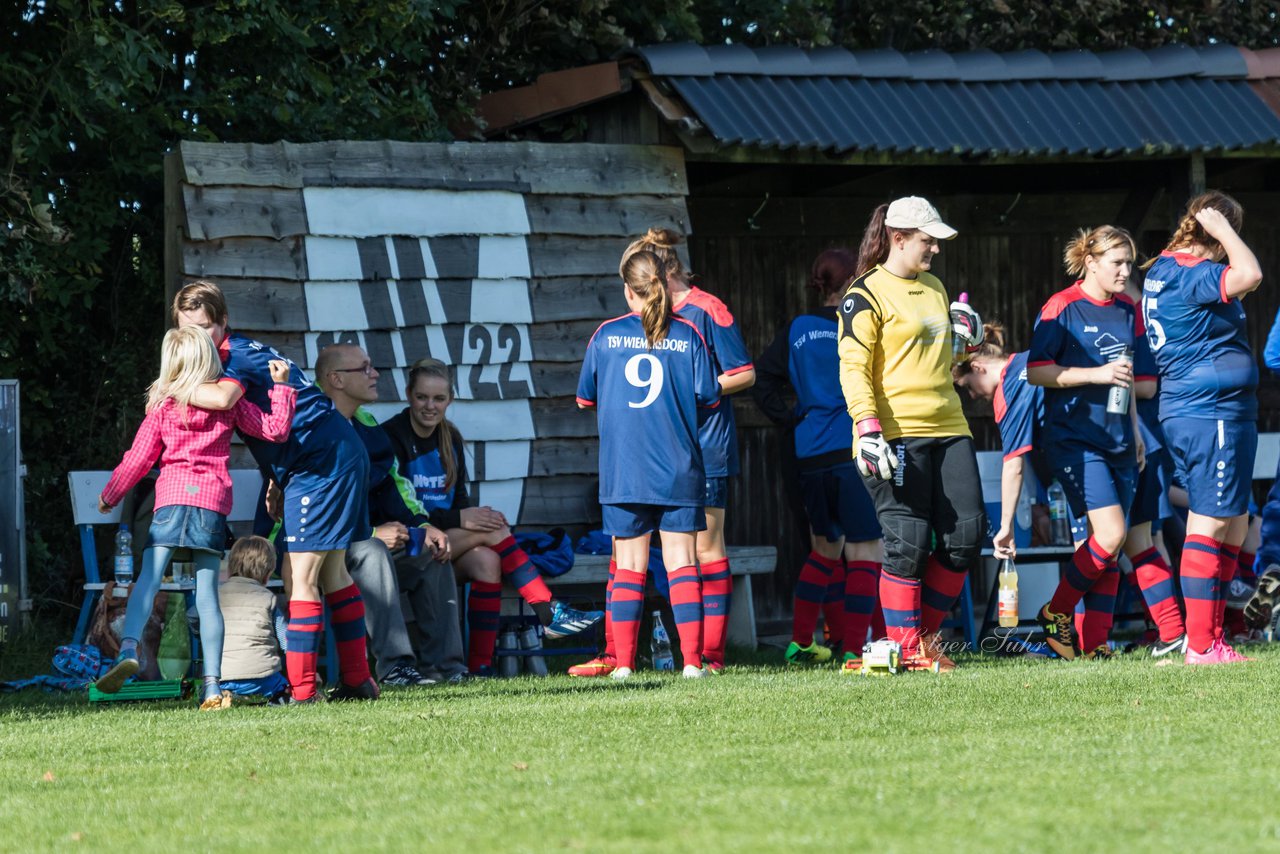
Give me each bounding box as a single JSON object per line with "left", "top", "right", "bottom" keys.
{"left": 1217, "top": 640, "right": 1253, "bottom": 663}
{"left": 1185, "top": 640, "right": 1231, "bottom": 665}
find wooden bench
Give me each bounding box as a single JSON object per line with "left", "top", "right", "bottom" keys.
{"left": 68, "top": 469, "right": 267, "bottom": 645}
{"left": 544, "top": 545, "right": 777, "bottom": 649}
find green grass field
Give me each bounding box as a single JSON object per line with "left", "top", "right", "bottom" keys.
{"left": 3, "top": 646, "right": 1280, "bottom": 853}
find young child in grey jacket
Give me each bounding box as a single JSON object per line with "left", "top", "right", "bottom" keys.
{"left": 218, "top": 536, "right": 290, "bottom": 704}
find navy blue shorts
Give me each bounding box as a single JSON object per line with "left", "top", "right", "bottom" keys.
{"left": 1053, "top": 455, "right": 1136, "bottom": 520}
{"left": 602, "top": 503, "right": 706, "bottom": 538}
{"left": 1130, "top": 448, "right": 1173, "bottom": 527}
{"left": 146, "top": 504, "right": 226, "bottom": 555}
{"left": 704, "top": 477, "right": 728, "bottom": 510}
{"left": 1163, "top": 417, "right": 1256, "bottom": 518}
{"left": 799, "top": 461, "right": 882, "bottom": 543}
{"left": 278, "top": 415, "right": 370, "bottom": 552}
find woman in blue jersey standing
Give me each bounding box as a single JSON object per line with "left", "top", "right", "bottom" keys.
{"left": 577, "top": 250, "right": 721, "bottom": 679}
{"left": 614, "top": 229, "right": 755, "bottom": 673}
{"left": 1027, "top": 225, "right": 1148, "bottom": 661}
{"left": 754, "top": 249, "right": 884, "bottom": 672}
{"left": 1141, "top": 192, "right": 1263, "bottom": 665}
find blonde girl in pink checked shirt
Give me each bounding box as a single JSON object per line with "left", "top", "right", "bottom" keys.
{"left": 94, "top": 326, "right": 296, "bottom": 709}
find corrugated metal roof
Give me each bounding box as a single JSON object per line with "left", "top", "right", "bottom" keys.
{"left": 630, "top": 44, "right": 1280, "bottom": 155}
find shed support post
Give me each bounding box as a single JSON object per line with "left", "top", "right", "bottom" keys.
{"left": 1189, "top": 152, "right": 1206, "bottom": 196}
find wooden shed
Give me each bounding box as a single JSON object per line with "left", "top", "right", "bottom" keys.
{"left": 166, "top": 43, "right": 1280, "bottom": 630}
{"left": 476, "top": 43, "right": 1280, "bottom": 627}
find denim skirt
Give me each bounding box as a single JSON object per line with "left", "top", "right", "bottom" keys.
{"left": 146, "top": 504, "right": 227, "bottom": 555}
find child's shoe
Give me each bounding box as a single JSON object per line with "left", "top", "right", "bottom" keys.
{"left": 94, "top": 651, "right": 140, "bottom": 694}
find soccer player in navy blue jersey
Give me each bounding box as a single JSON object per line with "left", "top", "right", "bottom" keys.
{"left": 1141, "top": 192, "right": 1263, "bottom": 664}
{"left": 577, "top": 250, "right": 721, "bottom": 679}
{"left": 610, "top": 228, "right": 755, "bottom": 673}
{"left": 1027, "top": 226, "right": 1149, "bottom": 660}
{"left": 754, "top": 249, "right": 884, "bottom": 672}
{"left": 174, "top": 281, "right": 377, "bottom": 703}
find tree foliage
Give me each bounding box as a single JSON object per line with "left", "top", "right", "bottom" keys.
{"left": 2, "top": 0, "right": 1277, "bottom": 624}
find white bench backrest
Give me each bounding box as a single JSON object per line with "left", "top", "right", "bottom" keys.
{"left": 69, "top": 470, "right": 266, "bottom": 526}
{"left": 1255, "top": 432, "right": 1279, "bottom": 480}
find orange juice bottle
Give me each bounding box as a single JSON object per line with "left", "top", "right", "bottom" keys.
{"left": 997, "top": 559, "right": 1019, "bottom": 629}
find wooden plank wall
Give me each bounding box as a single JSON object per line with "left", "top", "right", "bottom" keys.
{"left": 687, "top": 158, "right": 1280, "bottom": 621}
{"left": 169, "top": 140, "right": 692, "bottom": 527}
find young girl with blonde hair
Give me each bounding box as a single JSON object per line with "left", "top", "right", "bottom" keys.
{"left": 95, "top": 325, "right": 296, "bottom": 707}
{"left": 576, "top": 249, "right": 721, "bottom": 679}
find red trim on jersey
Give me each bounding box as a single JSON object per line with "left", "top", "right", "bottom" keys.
{"left": 1163, "top": 249, "right": 1208, "bottom": 268}
{"left": 1219, "top": 264, "right": 1232, "bottom": 303}
{"left": 1038, "top": 282, "right": 1111, "bottom": 321}
{"left": 1027, "top": 359, "right": 1054, "bottom": 368}
{"left": 723, "top": 363, "right": 754, "bottom": 376}
{"left": 1072, "top": 280, "right": 1114, "bottom": 308}
{"left": 671, "top": 314, "right": 712, "bottom": 351}
{"left": 218, "top": 376, "right": 246, "bottom": 393}
{"left": 992, "top": 355, "right": 1014, "bottom": 423}
{"left": 1135, "top": 374, "right": 1157, "bottom": 383}
{"left": 575, "top": 396, "right": 596, "bottom": 408}
{"left": 678, "top": 287, "right": 738, "bottom": 327}
{"left": 217, "top": 333, "right": 232, "bottom": 364}
{"left": 584, "top": 312, "right": 640, "bottom": 350}
{"left": 1003, "top": 445, "right": 1033, "bottom": 461}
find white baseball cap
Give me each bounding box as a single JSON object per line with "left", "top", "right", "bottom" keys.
{"left": 885, "top": 197, "right": 957, "bottom": 240}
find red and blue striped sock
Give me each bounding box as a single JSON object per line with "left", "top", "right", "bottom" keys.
{"left": 1181, "top": 534, "right": 1223, "bottom": 654}
{"left": 494, "top": 535, "right": 553, "bottom": 605}
{"left": 603, "top": 559, "right": 617, "bottom": 661}
{"left": 668, "top": 565, "right": 704, "bottom": 669}
{"left": 1225, "top": 549, "right": 1254, "bottom": 638}
{"left": 921, "top": 554, "right": 967, "bottom": 635}
{"left": 842, "top": 560, "right": 880, "bottom": 653}
{"left": 822, "top": 560, "right": 846, "bottom": 649}
{"left": 792, "top": 552, "right": 839, "bottom": 646}
{"left": 1217, "top": 544, "right": 1240, "bottom": 641}
{"left": 871, "top": 600, "right": 886, "bottom": 640}
{"left": 1132, "top": 547, "right": 1184, "bottom": 643}
{"left": 699, "top": 558, "right": 731, "bottom": 667}
{"left": 879, "top": 572, "right": 922, "bottom": 657}
{"left": 466, "top": 581, "right": 502, "bottom": 671}
{"left": 284, "top": 599, "right": 323, "bottom": 701}
{"left": 1049, "top": 536, "right": 1111, "bottom": 615}
{"left": 325, "top": 584, "right": 371, "bottom": 687}
{"left": 1073, "top": 563, "right": 1119, "bottom": 653}
{"left": 610, "top": 568, "right": 646, "bottom": 670}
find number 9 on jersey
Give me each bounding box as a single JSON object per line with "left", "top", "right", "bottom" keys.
{"left": 625, "top": 353, "right": 665, "bottom": 409}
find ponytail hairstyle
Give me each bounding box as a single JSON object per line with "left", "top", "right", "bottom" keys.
{"left": 621, "top": 250, "right": 673, "bottom": 347}
{"left": 406, "top": 357, "right": 460, "bottom": 491}
{"left": 147, "top": 325, "right": 222, "bottom": 417}
{"left": 951, "top": 321, "right": 1010, "bottom": 382}
{"left": 856, "top": 203, "right": 917, "bottom": 277}
{"left": 1063, "top": 225, "right": 1137, "bottom": 277}
{"left": 1141, "top": 190, "right": 1244, "bottom": 269}
{"left": 620, "top": 227, "right": 689, "bottom": 285}
{"left": 810, "top": 248, "right": 859, "bottom": 300}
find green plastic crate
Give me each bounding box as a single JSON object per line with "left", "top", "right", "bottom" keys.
{"left": 88, "top": 679, "right": 188, "bottom": 703}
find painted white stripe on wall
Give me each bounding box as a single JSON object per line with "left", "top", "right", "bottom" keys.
{"left": 477, "top": 236, "right": 532, "bottom": 279}
{"left": 475, "top": 479, "right": 524, "bottom": 523}
{"left": 417, "top": 239, "right": 439, "bottom": 279}
{"left": 481, "top": 440, "right": 532, "bottom": 481}
{"left": 303, "top": 188, "right": 531, "bottom": 237}
{"left": 305, "top": 281, "right": 370, "bottom": 331}
{"left": 383, "top": 237, "right": 401, "bottom": 280}
{"left": 421, "top": 281, "right": 447, "bottom": 325}
{"left": 304, "top": 236, "right": 364, "bottom": 280}
{"left": 386, "top": 280, "right": 406, "bottom": 327}
{"left": 469, "top": 279, "right": 533, "bottom": 324}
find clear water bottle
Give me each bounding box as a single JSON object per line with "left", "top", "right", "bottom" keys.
{"left": 951, "top": 292, "right": 971, "bottom": 362}
{"left": 650, "top": 611, "right": 675, "bottom": 671}
{"left": 518, "top": 625, "right": 548, "bottom": 677}
{"left": 1047, "top": 481, "right": 1071, "bottom": 546}
{"left": 997, "top": 559, "right": 1020, "bottom": 629}
{"left": 114, "top": 524, "right": 134, "bottom": 586}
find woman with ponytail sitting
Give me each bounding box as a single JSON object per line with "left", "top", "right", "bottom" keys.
{"left": 382, "top": 359, "right": 603, "bottom": 675}
{"left": 576, "top": 250, "right": 721, "bottom": 679}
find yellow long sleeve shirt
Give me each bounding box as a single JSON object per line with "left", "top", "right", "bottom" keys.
{"left": 837, "top": 265, "right": 970, "bottom": 440}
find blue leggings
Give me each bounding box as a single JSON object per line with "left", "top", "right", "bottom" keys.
{"left": 120, "top": 546, "right": 224, "bottom": 679}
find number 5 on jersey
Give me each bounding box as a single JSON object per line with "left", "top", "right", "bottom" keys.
{"left": 625, "top": 353, "right": 665, "bottom": 408}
